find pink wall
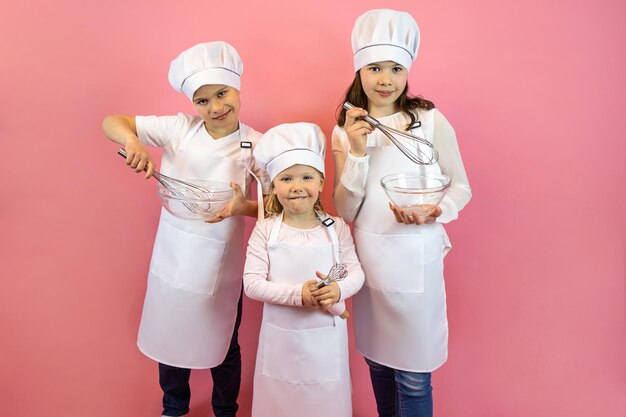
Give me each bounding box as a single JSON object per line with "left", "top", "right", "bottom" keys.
{"left": 1, "top": 0, "right": 624, "bottom": 416}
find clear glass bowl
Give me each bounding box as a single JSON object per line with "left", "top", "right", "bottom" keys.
{"left": 380, "top": 172, "right": 451, "bottom": 217}
{"left": 156, "top": 179, "right": 234, "bottom": 220}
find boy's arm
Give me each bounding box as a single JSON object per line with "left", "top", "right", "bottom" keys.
{"left": 102, "top": 114, "right": 155, "bottom": 177}
{"left": 205, "top": 189, "right": 268, "bottom": 223}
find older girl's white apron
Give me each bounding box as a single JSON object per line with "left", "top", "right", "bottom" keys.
{"left": 137, "top": 121, "right": 255, "bottom": 369}
{"left": 352, "top": 112, "right": 452, "bottom": 372}
{"left": 251, "top": 213, "right": 352, "bottom": 417}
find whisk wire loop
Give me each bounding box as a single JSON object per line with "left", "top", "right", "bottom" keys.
{"left": 316, "top": 263, "right": 349, "bottom": 288}
{"left": 117, "top": 149, "right": 225, "bottom": 215}
{"left": 343, "top": 102, "right": 438, "bottom": 165}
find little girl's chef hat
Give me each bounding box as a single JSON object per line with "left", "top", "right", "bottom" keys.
{"left": 168, "top": 41, "right": 243, "bottom": 100}
{"left": 352, "top": 9, "right": 420, "bottom": 72}
{"left": 254, "top": 123, "right": 326, "bottom": 181}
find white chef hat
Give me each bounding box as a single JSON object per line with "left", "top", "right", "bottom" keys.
{"left": 254, "top": 123, "right": 326, "bottom": 181}
{"left": 168, "top": 41, "right": 243, "bottom": 100}
{"left": 352, "top": 9, "right": 420, "bottom": 72}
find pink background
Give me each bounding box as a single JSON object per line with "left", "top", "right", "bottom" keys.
{"left": 1, "top": 0, "right": 624, "bottom": 416}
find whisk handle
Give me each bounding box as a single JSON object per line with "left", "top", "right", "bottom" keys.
{"left": 117, "top": 148, "right": 161, "bottom": 179}
{"left": 343, "top": 102, "right": 380, "bottom": 127}
{"left": 342, "top": 102, "right": 356, "bottom": 111}
{"left": 315, "top": 279, "right": 329, "bottom": 289}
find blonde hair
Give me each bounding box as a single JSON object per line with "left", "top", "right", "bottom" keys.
{"left": 265, "top": 172, "right": 325, "bottom": 216}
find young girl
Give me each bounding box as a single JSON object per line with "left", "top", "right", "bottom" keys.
{"left": 243, "top": 123, "right": 364, "bottom": 417}
{"left": 332, "top": 9, "right": 472, "bottom": 417}
{"left": 102, "top": 41, "right": 269, "bottom": 417}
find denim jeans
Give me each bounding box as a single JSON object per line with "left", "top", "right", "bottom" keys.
{"left": 160, "top": 292, "right": 243, "bottom": 417}
{"left": 365, "top": 358, "right": 433, "bottom": 417}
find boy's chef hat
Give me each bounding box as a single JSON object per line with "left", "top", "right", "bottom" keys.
{"left": 352, "top": 9, "right": 420, "bottom": 72}
{"left": 254, "top": 123, "right": 326, "bottom": 181}
{"left": 168, "top": 41, "right": 243, "bottom": 100}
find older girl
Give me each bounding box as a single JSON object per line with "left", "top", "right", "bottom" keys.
{"left": 332, "top": 9, "right": 472, "bottom": 417}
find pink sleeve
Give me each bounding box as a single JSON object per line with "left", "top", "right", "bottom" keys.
{"left": 243, "top": 220, "right": 303, "bottom": 306}
{"left": 334, "top": 218, "right": 365, "bottom": 302}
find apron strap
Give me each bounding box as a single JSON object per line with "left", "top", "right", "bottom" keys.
{"left": 268, "top": 212, "right": 284, "bottom": 244}
{"left": 317, "top": 212, "right": 340, "bottom": 264}
{"left": 239, "top": 125, "right": 264, "bottom": 220}
{"left": 410, "top": 110, "right": 437, "bottom": 170}
{"left": 239, "top": 140, "right": 251, "bottom": 196}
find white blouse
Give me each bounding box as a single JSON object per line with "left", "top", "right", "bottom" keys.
{"left": 243, "top": 215, "right": 364, "bottom": 306}
{"left": 332, "top": 109, "right": 472, "bottom": 223}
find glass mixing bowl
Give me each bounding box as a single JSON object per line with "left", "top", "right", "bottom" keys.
{"left": 380, "top": 172, "right": 451, "bottom": 217}
{"left": 156, "top": 179, "right": 234, "bottom": 220}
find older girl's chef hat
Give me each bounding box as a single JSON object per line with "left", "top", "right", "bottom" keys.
{"left": 254, "top": 123, "right": 326, "bottom": 181}
{"left": 168, "top": 41, "right": 243, "bottom": 100}
{"left": 352, "top": 9, "right": 420, "bottom": 72}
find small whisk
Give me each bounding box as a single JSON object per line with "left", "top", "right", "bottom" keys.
{"left": 316, "top": 263, "right": 348, "bottom": 289}
{"left": 117, "top": 149, "right": 222, "bottom": 216}
{"left": 343, "top": 102, "right": 438, "bottom": 165}
{"left": 315, "top": 264, "right": 350, "bottom": 319}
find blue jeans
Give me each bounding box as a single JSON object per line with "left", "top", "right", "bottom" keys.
{"left": 159, "top": 292, "right": 243, "bottom": 417}
{"left": 365, "top": 358, "right": 433, "bottom": 417}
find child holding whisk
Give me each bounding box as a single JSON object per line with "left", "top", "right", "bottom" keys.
{"left": 243, "top": 123, "right": 364, "bottom": 417}
{"left": 332, "top": 9, "right": 472, "bottom": 417}
{"left": 102, "top": 41, "right": 269, "bottom": 417}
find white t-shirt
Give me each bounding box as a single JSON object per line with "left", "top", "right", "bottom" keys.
{"left": 136, "top": 112, "right": 270, "bottom": 195}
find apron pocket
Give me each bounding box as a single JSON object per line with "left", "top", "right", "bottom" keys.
{"left": 151, "top": 220, "right": 225, "bottom": 295}
{"left": 354, "top": 229, "right": 427, "bottom": 294}
{"left": 262, "top": 322, "right": 340, "bottom": 384}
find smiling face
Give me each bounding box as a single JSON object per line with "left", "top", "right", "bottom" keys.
{"left": 358, "top": 60, "right": 408, "bottom": 117}
{"left": 192, "top": 84, "right": 241, "bottom": 138}
{"left": 272, "top": 164, "right": 324, "bottom": 219}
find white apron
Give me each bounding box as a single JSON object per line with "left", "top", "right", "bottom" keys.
{"left": 137, "top": 121, "right": 256, "bottom": 369}
{"left": 251, "top": 213, "right": 352, "bottom": 417}
{"left": 352, "top": 111, "right": 453, "bottom": 372}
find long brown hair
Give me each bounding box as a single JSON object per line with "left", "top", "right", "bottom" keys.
{"left": 336, "top": 73, "right": 435, "bottom": 130}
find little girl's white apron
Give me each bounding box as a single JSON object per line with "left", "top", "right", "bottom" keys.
{"left": 251, "top": 213, "right": 352, "bottom": 417}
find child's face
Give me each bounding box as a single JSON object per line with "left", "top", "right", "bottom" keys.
{"left": 359, "top": 60, "right": 408, "bottom": 114}
{"left": 192, "top": 84, "right": 241, "bottom": 138}
{"left": 272, "top": 164, "right": 324, "bottom": 217}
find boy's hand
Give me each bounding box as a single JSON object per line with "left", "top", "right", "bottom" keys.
{"left": 124, "top": 138, "right": 155, "bottom": 178}
{"left": 205, "top": 182, "right": 246, "bottom": 223}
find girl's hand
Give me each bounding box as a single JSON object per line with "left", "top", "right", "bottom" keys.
{"left": 205, "top": 182, "right": 245, "bottom": 223}
{"left": 311, "top": 271, "right": 341, "bottom": 311}
{"left": 389, "top": 203, "right": 442, "bottom": 225}
{"left": 124, "top": 138, "right": 155, "bottom": 178}
{"left": 344, "top": 107, "right": 372, "bottom": 157}
{"left": 302, "top": 280, "right": 320, "bottom": 308}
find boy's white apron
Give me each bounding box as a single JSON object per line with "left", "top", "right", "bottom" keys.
{"left": 251, "top": 213, "right": 352, "bottom": 417}
{"left": 137, "top": 121, "right": 254, "bottom": 369}
{"left": 352, "top": 111, "right": 452, "bottom": 372}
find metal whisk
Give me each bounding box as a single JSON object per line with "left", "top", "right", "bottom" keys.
{"left": 117, "top": 149, "right": 212, "bottom": 197}
{"left": 343, "top": 102, "right": 438, "bottom": 165}
{"left": 316, "top": 263, "right": 348, "bottom": 289}
{"left": 117, "top": 149, "right": 222, "bottom": 216}
{"left": 314, "top": 263, "right": 350, "bottom": 319}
